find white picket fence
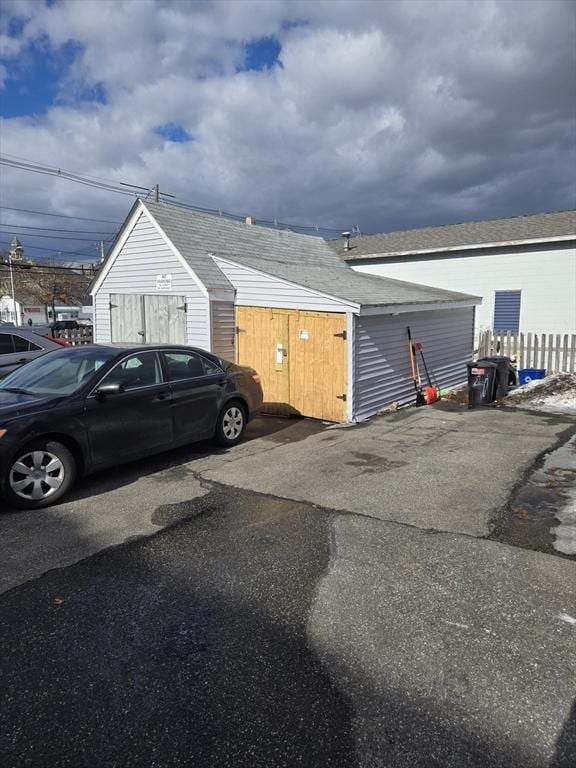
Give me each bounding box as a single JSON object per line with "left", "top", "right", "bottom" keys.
{"left": 477, "top": 330, "right": 576, "bottom": 373}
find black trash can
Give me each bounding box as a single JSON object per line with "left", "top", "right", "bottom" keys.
{"left": 467, "top": 360, "right": 499, "bottom": 407}
{"left": 482, "top": 355, "right": 518, "bottom": 387}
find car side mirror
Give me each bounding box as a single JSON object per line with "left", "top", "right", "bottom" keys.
{"left": 95, "top": 382, "right": 125, "bottom": 399}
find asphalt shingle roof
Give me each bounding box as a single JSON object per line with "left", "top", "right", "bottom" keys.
{"left": 141, "top": 201, "right": 477, "bottom": 309}
{"left": 330, "top": 209, "right": 576, "bottom": 260}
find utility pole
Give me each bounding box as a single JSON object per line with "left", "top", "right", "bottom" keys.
{"left": 154, "top": 183, "right": 160, "bottom": 202}
{"left": 7, "top": 250, "right": 18, "bottom": 326}
{"left": 99, "top": 240, "right": 105, "bottom": 262}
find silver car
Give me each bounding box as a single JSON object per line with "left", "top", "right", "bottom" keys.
{"left": 0, "top": 328, "right": 65, "bottom": 379}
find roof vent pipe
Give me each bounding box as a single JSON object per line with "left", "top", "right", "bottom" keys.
{"left": 341, "top": 231, "right": 352, "bottom": 251}
{"left": 245, "top": 216, "right": 256, "bottom": 225}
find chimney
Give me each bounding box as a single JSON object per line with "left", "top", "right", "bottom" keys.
{"left": 341, "top": 231, "right": 352, "bottom": 251}
{"left": 245, "top": 216, "right": 256, "bottom": 225}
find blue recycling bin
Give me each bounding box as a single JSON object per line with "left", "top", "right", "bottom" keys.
{"left": 518, "top": 368, "right": 546, "bottom": 385}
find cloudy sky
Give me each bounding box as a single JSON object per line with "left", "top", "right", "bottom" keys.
{"left": 0, "top": 0, "right": 575, "bottom": 260}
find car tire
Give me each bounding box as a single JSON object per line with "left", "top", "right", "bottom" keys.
{"left": 215, "top": 401, "right": 246, "bottom": 447}
{"left": 3, "top": 439, "right": 77, "bottom": 510}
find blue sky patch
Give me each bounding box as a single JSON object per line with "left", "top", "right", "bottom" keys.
{"left": 154, "top": 124, "right": 193, "bottom": 143}
{"left": 0, "top": 39, "right": 106, "bottom": 118}
{"left": 243, "top": 36, "right": 281, "bottom": 72}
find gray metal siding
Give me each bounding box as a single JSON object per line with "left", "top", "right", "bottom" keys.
{"left": 93, "top": 210, "right": 210, "bottom": 348}
{"left": 353, "top": 308, "right": 474, "bottom": 420}
{"left": 210, "top": 300, "right": 236, "bottom": 361}
{"left": 213, "top": 257, "right": 357, "bottom": 313}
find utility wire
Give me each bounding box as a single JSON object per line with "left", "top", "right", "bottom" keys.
{"left": 0, "top": 239, "right": 112, "bottom": 257}
{"left": 0, "top": 262, "right": 97, "bottom": 274}
{"left": 0, "top": 153, "right": 352, "bottom": 236}
{"left": 0, "top": 205, "right": 121, "bottom": 225}
{"left": 0, "top": 230, "right": 114, "bottom": 242}
{"left": 1, "top": 223, "right": 117, "bottom": 235}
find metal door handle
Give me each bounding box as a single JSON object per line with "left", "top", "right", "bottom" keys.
{"left": 156, "top": 391, "right": 169, "bottom": 401}
{"left": 137, "top": 331, "right": 145, "bottom": 337}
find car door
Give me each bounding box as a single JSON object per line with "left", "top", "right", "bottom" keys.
{"left": 83, "top": 350, "right": 174, "bottom": 468}
{"left": 161, "top": 350, "right": 226, "bottom": 442}
{"left": 12, "top": 333, "right": 49, "bottom": 365}
{"left": 0, "top": 334, "right": 22, "bottom": 378}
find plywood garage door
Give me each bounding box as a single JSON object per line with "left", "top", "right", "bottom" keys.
{"left": 236, "top": 306, "right": 347, "bottom": 422}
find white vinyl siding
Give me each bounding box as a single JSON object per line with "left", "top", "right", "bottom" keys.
{"left": 353, "top": 307, "right": 474, "bottom": 421}
{"left": 93, "top": 210, "right": 210, "bottom": 348}
{"left": 210, "top": 300, "right": 236, "bottom": 361}
{"left": 352, "top": 243, "right": 576, "bottom": 335}
{"left": 212, "top": 257, "right": 356, "bottom": 313}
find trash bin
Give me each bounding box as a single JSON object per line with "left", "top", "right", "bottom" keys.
{"left": 467, "top": 360, "right": 499, "bottom": 407}
{"left": 481, "top": 355, "right": 518, "bottom": 389}
{"left": 518, "top": 368, "right": 546, "bottom": 385}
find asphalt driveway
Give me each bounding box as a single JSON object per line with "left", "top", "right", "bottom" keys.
{"left": 1, "top": 404, "right": 575, "bottom": 767}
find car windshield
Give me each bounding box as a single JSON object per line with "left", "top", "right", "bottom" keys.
{"left": 0, "top": 346, "right": 118, "bottom": 396}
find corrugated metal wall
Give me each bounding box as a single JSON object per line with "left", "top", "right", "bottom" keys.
{"left": 93, "top": 211, "right": 210, "bottom": 348}
{"left": 210, "top": 300, "right": 235, "bottom": 361}
{"left": 212, "top": 257, "right": 356, "bottom": 313}
{"left": 353, "top": 307, "right": 474, "bottom": 420}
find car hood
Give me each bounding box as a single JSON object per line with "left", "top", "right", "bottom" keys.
{"left": 0, "top": 391, "right": 63, "bottom": 420}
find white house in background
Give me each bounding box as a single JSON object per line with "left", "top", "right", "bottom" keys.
{"left": 332, "top": 210, "right": 576, "bottom": 336}
{"left": 90, "top": 200, "right": 480, "bottom": 422}
{"left": 0, "top": 295, "right": 21, "bottom": 324}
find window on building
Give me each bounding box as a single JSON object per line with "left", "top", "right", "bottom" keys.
{"left": 493, "top": 290, "right": 522, "bottom": 332}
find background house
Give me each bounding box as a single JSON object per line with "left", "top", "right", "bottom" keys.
{"left": 332, "top": 210, "right": 576, "bottom": 336}
{"left": 91, "top": 200, "right": 479, "bottom": 422}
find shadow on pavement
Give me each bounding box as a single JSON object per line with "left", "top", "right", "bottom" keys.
{"left": 0, "top": 491, "right": 354, "bottom": 768}
{"left": 551, "top": 698, "right": 576, "bottom": 768}
{"left": 0, "top": 416, "right": 324, "bottom": 514}
{"left": 0, "top": 486, "right": 566, "bottom": 767}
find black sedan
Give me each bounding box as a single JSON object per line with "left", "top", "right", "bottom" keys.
{"left": 0, "top": 344, "right": 263, "bottom": 509}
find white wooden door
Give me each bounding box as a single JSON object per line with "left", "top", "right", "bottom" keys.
{"left": 110, "top": 294, "right": 144, "bottom": 343}
{"left": 144, "top": 295, "right": 186, "bottom": 344}
{"left": 110, "top": 294, "right": 186, "bottom": 344}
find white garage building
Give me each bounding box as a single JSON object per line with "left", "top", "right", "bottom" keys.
{"left": 333, "top": 210, "right": 576, "bottom": 336}
{"left": 91, "top": 200, "right": 479, "bottom": 422}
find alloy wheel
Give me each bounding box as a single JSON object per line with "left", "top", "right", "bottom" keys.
{"left": 222, "top": 406, "right": 244, "bottom": 440}
{"left": 9, "top": 450, "right": 65, "bottom": 502}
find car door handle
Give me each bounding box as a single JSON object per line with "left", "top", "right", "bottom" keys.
{"left": 217, "top": 378, "right": 227, "bottom": 386}
{"left": 155, "top": 391, "right": 170, "bottom": 401}
{"left": 18, "top": 358, "right": 28, "bottom": 363}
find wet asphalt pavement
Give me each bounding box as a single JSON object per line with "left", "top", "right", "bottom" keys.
{"left": 1, "top": 409, "right": 575, "bottom": 767}
{"left": 0, "top": 488, "right": 355, "bottom": 768}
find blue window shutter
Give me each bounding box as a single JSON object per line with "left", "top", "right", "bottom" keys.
{"left": 494, "top": 290, "right": 521, "bottom": 331}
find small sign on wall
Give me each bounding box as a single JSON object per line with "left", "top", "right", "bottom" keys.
{"left": 156, "top": 274, "right": 172, "bottom": 290}
{"left": 299, "top": 329, "right": 309, "bottom": 340}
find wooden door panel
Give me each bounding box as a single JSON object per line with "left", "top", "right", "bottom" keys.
{"left": 144, "top": 295, "right": 186, "bottom": 345}
{"left": 237, "top": 306, "right": 348, "bottom": 422}
{"left": 236, "top": 307, "right": 291, "bottom": 415}
{"left": 110, "top": 294, "right": 143, "bottom": 343}
{"left": 289, "top": 311, "right": 347, "bottom": 422}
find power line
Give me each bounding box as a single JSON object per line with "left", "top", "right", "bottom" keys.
{"left": 1, "top": 223, "right": 117, "bottom": 235}
{"left": 0, "top": 153, "right": 351, "bottom": 236}
{"left": 0, "top": 262, "right": 97, "bottom": 275}
{"left": 0, "top": 205, "right": 121, "bottom": 225}
{"left": 0, "top": 229, "right": 114, "bottom": 243}
{"left": 0, "top": 239, "right": 112, "bottom": 258}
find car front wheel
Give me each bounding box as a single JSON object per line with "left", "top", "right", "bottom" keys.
{"left": 215, "top": 402, "right": 246, "bottom": 447}
{"left": 3, "top": 440, "right": 76, "bottom": 510}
